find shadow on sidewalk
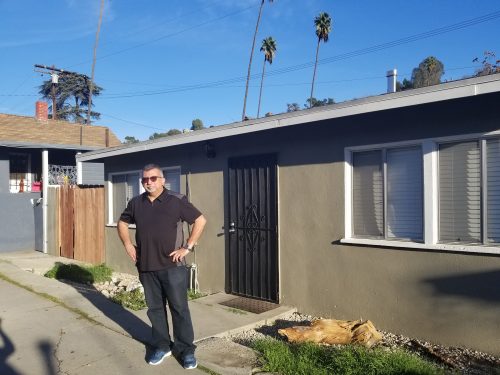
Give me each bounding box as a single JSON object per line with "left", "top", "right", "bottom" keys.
{"left": 0, "top": 319, "right": 21, "bottom": 375}
{"left": 49, "top": 263, "right": 151, "bottom": 346}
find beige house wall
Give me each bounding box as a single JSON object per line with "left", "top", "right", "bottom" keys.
{"left": 99, "top": 92, "right": 500, "bottom": 355}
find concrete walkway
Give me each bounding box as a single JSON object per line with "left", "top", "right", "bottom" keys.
{"left": 0, "top": 251, "right": 295, "bottom": 375}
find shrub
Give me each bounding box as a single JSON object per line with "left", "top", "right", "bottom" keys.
{"left": 44, "top": 262, "right": 113, "bottom": 284}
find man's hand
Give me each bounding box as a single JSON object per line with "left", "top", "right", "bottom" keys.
{"left": 125, "top": 243, "right": 137, "bottom": 262}
{"left": 169, "top": 248, "right": 190, "bottom": 263}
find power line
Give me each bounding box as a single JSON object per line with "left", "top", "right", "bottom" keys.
{"left": 67, "top": 4, "right": 257, "bottom": 69}
{"left": 100, "top": 112, "right": 167, "bottom": 131}
{"left": 97, "top": 0, "right": 239, "bottom": 46}
{"left": 97, "top": 10, "right": 500, "bottom": 99}
{"left": 0, "top": 65, "right": 480, "bottom": 98}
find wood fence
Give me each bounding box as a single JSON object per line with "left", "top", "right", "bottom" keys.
{"left": 57, "top": 185, "right": 105, "bottom": 264}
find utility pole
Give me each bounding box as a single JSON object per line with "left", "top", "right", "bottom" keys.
{"left": 87, "top": 0, "right": 105, "bottom": 125}
{"left": 34, "top": 64, "right": 90, "bottom": 122}
{"left": 50, "top": 71, "right": 58, "bottom": 120}
{"left": 35, "top": 64, "right": 68, "bottom": 120}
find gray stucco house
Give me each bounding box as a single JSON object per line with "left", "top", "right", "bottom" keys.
{"left": 0, "top": 102, "right": 121, "bottom": 252}
{"left": 77, "top": 73, "right": 500, "bottom": 355}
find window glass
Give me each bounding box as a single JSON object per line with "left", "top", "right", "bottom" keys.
{"left": 163, "top": 168, "right": 181, "bottom": 193}
{"left": 111, "top": 172, "right": 139, "bottom": 223}
{"left": 439, "top": 141, "right": 481, "bottom": 243}
{"left": 387, "top": 147, "right": 423, "bottom": 241}
{"left": 352, "top": 150, "right": 383, "bottom": 237}
{"left": 487, "top": 138, "right": 500, "bottom": 243}
{"left": 110, "top": 167, "right": 180, "bottom": 223}
{"left": 9, "top": 153, "right": 30, "bottom": 193}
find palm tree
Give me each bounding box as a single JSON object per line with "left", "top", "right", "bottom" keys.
{"left": 257, "top": 37, "right": 277, "bottom": 118}
{"left": 310, "top": 12, "right": 332, "bottom": 108}
{"left": 242, "top": 0, "right": 274, "bottom": 121}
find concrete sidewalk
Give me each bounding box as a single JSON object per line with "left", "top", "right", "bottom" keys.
{"left": 0, "top": 251, "right": 295, "bottom": 375}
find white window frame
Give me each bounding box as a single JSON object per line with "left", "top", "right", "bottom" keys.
{"left": 343, "top": 130, "right": 500, "bottom": 255}
{"left": 107, "top": 166, "right": 181, "bottom": 226}
{"left": 9, "top": 152, "right": 34, "bottom": 193}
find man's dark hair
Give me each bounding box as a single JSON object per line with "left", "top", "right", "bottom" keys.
{"left": 143, "top": 164, "right": 163, "bottom": 177}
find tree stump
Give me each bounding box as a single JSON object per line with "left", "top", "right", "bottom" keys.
{"left": 278, "top": 319, "right": 382, "bottom": 348}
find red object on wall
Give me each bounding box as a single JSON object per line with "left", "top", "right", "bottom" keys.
{"left": 32, "top": 182, "right": 42, "bottom": 192}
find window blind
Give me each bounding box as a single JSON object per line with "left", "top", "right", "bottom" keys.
{"left": 386, "top": 147, "right": 423, "bottom": 240}
{"left": 352, "top": 150, "right": 383, "bottom": 237}
{"left": 487, "top": 138, "right": 500, "bottom": 243}
{"left": 112, "top": 172, "right": 140, "bottom": 223}
{"left": 112, "top": 174, "right": 126, "bottom": 222}
{"left": 439, "top": 141, "right": 481, "bottom": 243}
{"left": 163, "top": 168, "right": 181, "bottom": 193}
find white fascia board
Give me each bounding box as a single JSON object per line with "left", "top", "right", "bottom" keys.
{"left": 76, "top": 74, "right": 500, "bottom": 163}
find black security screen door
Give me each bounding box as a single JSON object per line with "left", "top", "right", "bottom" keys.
{"left": 228, "top": 154, "right": 278, "bottom": 302}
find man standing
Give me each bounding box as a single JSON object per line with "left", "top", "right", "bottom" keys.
{"left": 117, "top": 164, "right": 206, "bottom": 370}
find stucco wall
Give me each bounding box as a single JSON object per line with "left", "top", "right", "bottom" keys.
{"left": 0, "top": 150, "right": 9, "bottom": 193}
{"left": 97, "top": 92, "right": 500, "bottom": 354}
{"left": 0, "top": 192, "right": 41, "bottom": 252}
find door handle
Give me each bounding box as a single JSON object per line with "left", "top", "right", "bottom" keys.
{"left": 229, "top": 221, "right": 236, "bottom": 233}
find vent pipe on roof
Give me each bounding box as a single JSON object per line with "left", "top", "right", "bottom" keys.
{"left": 386, "top": 69, "right": 397, "bottom": 93}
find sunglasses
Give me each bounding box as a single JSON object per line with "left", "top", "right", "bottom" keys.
{"left": 141, "top": 176, "right": 163, "bottom": 184}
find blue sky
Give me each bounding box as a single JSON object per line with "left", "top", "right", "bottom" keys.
{"left": 1, "top": 0, "right": 499, "bottom": 141}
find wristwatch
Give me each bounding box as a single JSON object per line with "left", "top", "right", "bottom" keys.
{"left": 185, "top": 244, "right": 194, "bottom": 252}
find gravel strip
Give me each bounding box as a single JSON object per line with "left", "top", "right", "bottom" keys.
{"left": 227, "top": 312, "right": 500, "bottom": 375}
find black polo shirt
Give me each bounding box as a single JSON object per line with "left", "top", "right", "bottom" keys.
{"left": 119, "top": 188, "right": 202, "bottom": 272}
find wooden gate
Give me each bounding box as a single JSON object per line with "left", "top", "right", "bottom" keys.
{"left": 58, "top": 185, "right": 105, "bottom": 264}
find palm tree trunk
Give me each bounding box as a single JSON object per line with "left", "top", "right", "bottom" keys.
{"left": 310, "top": 38, "right": 321, "bottom": 108}
{"left": 257, "top": 58, "right": 267, "bottom": 118}
{"left": 87, "top": 0, "right": 105, "bottom": 125}
{"left": 242, "top": 1, "right": 265, "bottom": 121}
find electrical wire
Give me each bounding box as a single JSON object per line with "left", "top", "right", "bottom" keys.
{"left": 96, "top": 10, "right": 500, "bottom": 99}
{"left": 67, "top": 3, "right": 257, "bottom": 69}
{"left": 99, "top": 112, "right": 167, "bottom": 131}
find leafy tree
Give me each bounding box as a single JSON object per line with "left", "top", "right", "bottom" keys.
{"left": 39, "top": 73, "right": 102, "bottom": 124}
{"left": 149, "top": 129, "right": 183, "bottom": 140}
{"left": 411, "top": 56, "right": 444, "bottom": 88}
{"left": 191, "top": 119, "right": 205, "bottom": 131}
{"left": 396, "top": 78, "right": 413, "bottom": 92}
{"left": 473, "top": 51, "right": 499, "bottom": 76}
{"left": 287, "top": 103, "right": 300, "bottom": 112}
{"left": 167, "top": 129, "right": 182, "bottom": 136}
{"left": 123, "top": 136, "right": 139, "bottom": 144}
{"left": 310, "top": 12, "right": 332, "bottom": 108}
{"left": 149, "top": 132, "right": 165, "bottom": 140}
{"left": 305, "top": 97, "right": 334, "bottom": 108}
{"left": 242, "top": 0, "right": 274, "bottom": 121}
{"left": 257, "top": 36, "right": 277, "bottom": 118}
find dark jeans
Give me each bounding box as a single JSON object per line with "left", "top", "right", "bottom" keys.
{"left": 139, "top": 266, "right": 195, "bottom": 356}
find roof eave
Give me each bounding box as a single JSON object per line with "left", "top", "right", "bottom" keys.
{"left": 76, "top": 73, "right": 500, "bottom": 162}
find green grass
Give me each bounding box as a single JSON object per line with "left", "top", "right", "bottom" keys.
{"left": 44, "top": 262, "right": 113, "bottom": 284}
{"left": 251, "top": 338, "right": 445, "bottom": 375}
{"left": 111, "top": 288, "right": 147, "bottom": 310}
{"left": 187, "top": 289, "right": 205, "bottom": 300}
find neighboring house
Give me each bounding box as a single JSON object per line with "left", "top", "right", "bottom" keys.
{"left": 0, "top": 101, "right": 121, "bottom": 252}
{"left": 77, "top": 73, "right": 500, "bottom": 355}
